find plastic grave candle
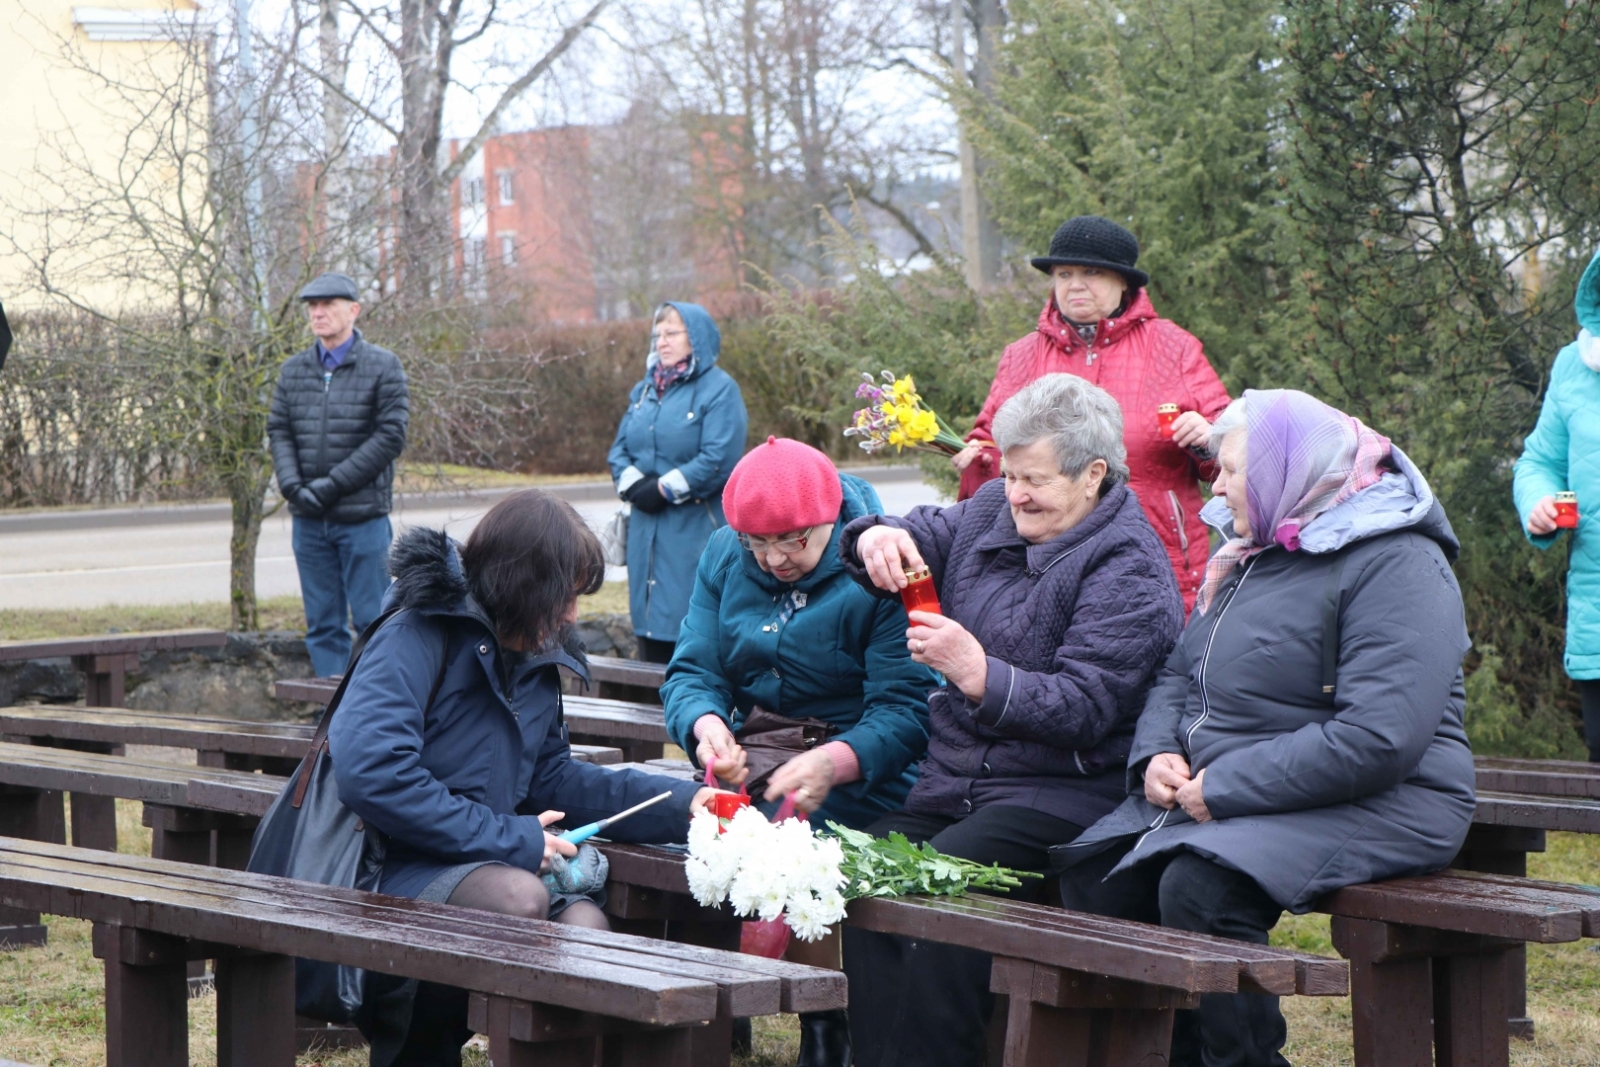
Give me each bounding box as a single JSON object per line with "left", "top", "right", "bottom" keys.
{"left": 705, "top": 763, "right": 752, "bottom": 826}
{"left": 900, "top": 566, "right": 941, "bottom": 616}
{"left": 1157, "top": 403, "right": 1180, "bottom": 439}
{"left": 1556, "top": 491, "right": 1580, "bottom": 530}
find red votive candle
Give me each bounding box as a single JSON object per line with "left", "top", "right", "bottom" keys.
{"left": 900, "top": 566, "right": 941, "bottom": 616}
{"left": 1556, "top": 491, "right": 1580, "bottom": 530}
{"left": 1157, "top": 403, "right": 1180, "bottom": 439}
{"left": 711, "top": 790, "right": 751, "bottom": 827}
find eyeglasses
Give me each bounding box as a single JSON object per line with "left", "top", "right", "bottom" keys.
{"left": 653, "top": 328, "right": 688, "bottom": 341}
{"left": 737, "top": 527, "right": 817, "bottom": 556}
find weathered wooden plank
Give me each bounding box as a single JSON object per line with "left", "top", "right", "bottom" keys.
{"left": 0, "top": 708, "right": 621, "bottom": 768}
{"left": 1320, "top": 875, "right": 1586, "bottom": 943}
{"left": 0, "top": 838, "right": 822, "bottom": 1018}
{"left": 0, "top": 842, "right": 720, "bottom": 1025}
{"left": 1474, "top": 791, "right": 1600, "bottom": 834}
{"left": 0, "top": 630, "right": 227, "bottom": 662}
{"left": 1475, "top": 757, "right": 1600, "bottom": 799}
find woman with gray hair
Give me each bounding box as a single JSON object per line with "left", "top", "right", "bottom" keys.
{"left": 1057, "top": 389, "right": 1473, "bottom": 1066}
{"left": 838, "top": 373, "right": 1185, "bottom": 1067}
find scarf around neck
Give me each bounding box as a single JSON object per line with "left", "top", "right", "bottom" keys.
{"left": 651, "top": 356, "right": 692, "bottom": 397}
{"left": 1195, "top": 389, "right": 1392, "bottom": 614}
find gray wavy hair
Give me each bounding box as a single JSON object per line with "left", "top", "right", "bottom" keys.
{"left": 992, "top": 373, "right": 1130, "bottom": 485}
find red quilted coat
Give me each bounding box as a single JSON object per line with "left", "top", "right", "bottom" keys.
{"left": 958, "top": 291, "right": 1231, "bottom": 609}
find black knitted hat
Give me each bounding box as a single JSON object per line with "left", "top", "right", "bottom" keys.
{"left": 1029, "top": 216, "right": 1148, "bottom": 289}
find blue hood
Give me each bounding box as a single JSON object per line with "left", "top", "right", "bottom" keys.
{"left": 1200, "top": 444, "right": 1459, "bottom": 562}
{"left": 649, "top": 302, "right": 722, "bottom": 379}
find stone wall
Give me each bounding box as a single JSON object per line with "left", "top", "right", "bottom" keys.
{"left": 0, "top": 612, "right": 640, "bottom": 719}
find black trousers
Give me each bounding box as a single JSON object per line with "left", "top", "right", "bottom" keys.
{"left": 1058, "top": 844, "right": 1289, "bottom": 1067}
{"left": 1578, "top": 679, "right": 1600, "bottom": 762}
{"left": 844, "top": 806, "right": 1085, "bottom": 1067}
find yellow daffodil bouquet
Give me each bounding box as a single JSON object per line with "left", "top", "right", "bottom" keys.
{"left": 845, "top": 372, "right": 967, "bottom": 457}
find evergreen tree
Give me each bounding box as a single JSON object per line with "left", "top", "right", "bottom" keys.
{"left": 1279, "top": 0, "right": 1600, "bottom": 754}
{"left": 955, "top": 0, "right": 1284, "bottom": 380}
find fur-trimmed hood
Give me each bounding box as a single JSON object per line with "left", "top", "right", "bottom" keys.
{"left": 386, "top": 526, "right": 470, "bottom": 613}
{"left": 382, "top": 525, "right": 591, "bottom": 680}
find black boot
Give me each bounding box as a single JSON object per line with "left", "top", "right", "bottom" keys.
{"left": 797, "top": 1009, "right": 851, "bottom": 1067}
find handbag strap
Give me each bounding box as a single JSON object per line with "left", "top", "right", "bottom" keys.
{"left": 292, "top": 607, "right": 450, "bottom": 808}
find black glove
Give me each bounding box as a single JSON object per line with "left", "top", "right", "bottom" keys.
{"left": 307, "top": 477, "right": 340, "bottom": 508}
{"left": 625, "top": 475, "right": 670, "bottom": 515}
{"left": 292, "top": 485, "right": 326, "bottom": 516}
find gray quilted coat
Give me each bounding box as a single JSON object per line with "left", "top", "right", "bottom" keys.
{"left": 268, "top": 329, "right": 410, "bottom": 523}
{"left": 841, "top": 480, "right": 1184, "bottom": 828}
{"left": 1057, "top": 449, "right": 1476, "bottom": 911}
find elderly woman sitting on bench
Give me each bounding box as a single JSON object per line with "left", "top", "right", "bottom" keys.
{"left": 1058, "top": 389, "right": 1477, "bottom": 1067}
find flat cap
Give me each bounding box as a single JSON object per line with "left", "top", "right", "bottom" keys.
{"left": 298, "top": 272, "right": 361, "bottom": 302}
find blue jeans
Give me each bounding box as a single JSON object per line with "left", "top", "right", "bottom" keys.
{"left": 292, "top": 515, "right": 393, "bottom": 677}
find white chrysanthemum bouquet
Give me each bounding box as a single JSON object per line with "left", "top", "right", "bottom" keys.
{"left": 685, "top": 806, "right": 1039, "bottom": 942}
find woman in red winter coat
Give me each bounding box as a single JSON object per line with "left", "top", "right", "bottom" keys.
{"left": 955, "top": 216, "right": 1231, "bottom": 610}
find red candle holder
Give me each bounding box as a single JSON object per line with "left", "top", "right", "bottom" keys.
{"left": 1157, "top": 403, "right": 1180, "bottom": 439}
{"left": 1556, "top": 491, "right": 1580, "bottom": 530}
{"left": 711, "top": 789, "right": 751, "bottom": 828}
{"left": 900, "top": 566, "right": 941, "bottom": 616}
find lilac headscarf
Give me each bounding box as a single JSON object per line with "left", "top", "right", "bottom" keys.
{"left": 1196, "top": 389, "right": 1392, "bottom": 613}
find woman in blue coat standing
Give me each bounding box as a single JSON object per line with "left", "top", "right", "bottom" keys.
{"left": 1515, "top": 247, "right": 1600, "bottom": 762}
{"left": 609, "top": 302, "right": 749, "bottom": 662}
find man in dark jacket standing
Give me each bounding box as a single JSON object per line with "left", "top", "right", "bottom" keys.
{"left": 268, "top": 272, "right": 409, "bottom": 677}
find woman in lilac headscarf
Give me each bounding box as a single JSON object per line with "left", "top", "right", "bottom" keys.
{"left": 1055, "top": 389, "right": 1476, "bottom": 1067}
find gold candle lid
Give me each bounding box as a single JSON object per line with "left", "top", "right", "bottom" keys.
{"left": 904, "top": 566, "right": 932, "bottom": 583}
{"left": 1157, "top": 403, "right": 1180, "bottom": 414}
{"left": 1557, "top": 491, "right": 1579, "bottom": 503}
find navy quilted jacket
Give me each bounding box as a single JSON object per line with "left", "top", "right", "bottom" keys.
{"left": 841, "top": 480, "right": 1183, "bottom": 827}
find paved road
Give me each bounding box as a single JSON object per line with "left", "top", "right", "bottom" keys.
{"left": 0, "top": 471, "right": 947, "bottom": 609}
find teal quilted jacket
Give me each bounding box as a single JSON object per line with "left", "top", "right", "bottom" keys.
{"left": 1514, "top": 249, "right": 1600, "bottom": 679}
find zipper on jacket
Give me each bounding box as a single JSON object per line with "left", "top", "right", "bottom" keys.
{"left": 1167, "top": 490, "right": 1189, "bottom": 553}
{"left": 1187, "top": 556, "right": 1257, "bottom": 752}
{"left": 317, "top": 366, "right": 333, "bottom": 477}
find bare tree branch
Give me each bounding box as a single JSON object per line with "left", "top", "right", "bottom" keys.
{"left": 437, "top": 0, "right": 611, "bottom": 186}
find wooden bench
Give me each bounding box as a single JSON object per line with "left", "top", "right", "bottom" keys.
{"left": 592, "top": 841, "right": 1346, "bottom": 1067}
{"left": 1476, "top": 755, "right": 1600, "bottom": 798}
{"left": 0, "top": 705, "right": 618, "bottom": 869}
{"left": 0, "top": 750, "right": 1348, "bottom": 1065}
{"left": 0, "top": 629, "right": 227, "bottom": 707}
{"left": 277, "top": 675, "right": 674, "bottom": 762}
{"left": 0, "top": 704, "right": 622, "bottom": 775}
{"left": 585, "top": 655, "right": 666, "bottom": 705}
{"left": 1319, "top": 869, "right": 1599, "bottom": 1067}
{"left": 0, "top": 835, "right": 844, "bottom": 1067}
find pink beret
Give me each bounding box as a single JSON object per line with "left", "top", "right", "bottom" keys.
{"left": 723, "top": 436, "right": 843, "bottom": 536}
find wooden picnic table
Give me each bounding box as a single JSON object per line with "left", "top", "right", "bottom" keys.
{"left": 0, "top": 629, "right": 227, "bottom": 707}
{"left": 0, "top": 835, "right": 843, "bottom": 1067}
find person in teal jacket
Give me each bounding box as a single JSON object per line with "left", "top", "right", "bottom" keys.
{"left": 1514, "top": 248, "right": 1600, "bottom": 762}
{"left": 608, "top": 302, "right": 748, "bottom": 662}
{"left": 662, "top": 437, "right": 936, "bottom": 830}
{"left": 662, "top": 437, "right": 934, "bottom": 1067}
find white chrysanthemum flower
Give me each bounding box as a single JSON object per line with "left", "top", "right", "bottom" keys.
{"left": 785, "top": 892, "right": 833, "bottom": 942}
{"left": 756, "top": 880, "right": 789, "bottom": 922}
{"left": 729, "top": 861, "right": 779, "bottom": 917}
{"left": 685, "top": 856, "right": 725, "bottom": 908}
{"left": 687, "top": 808, "right": 720, "bottom": 855}
{"left": 814, "top": 888, "right": 847, "bottom": 925}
